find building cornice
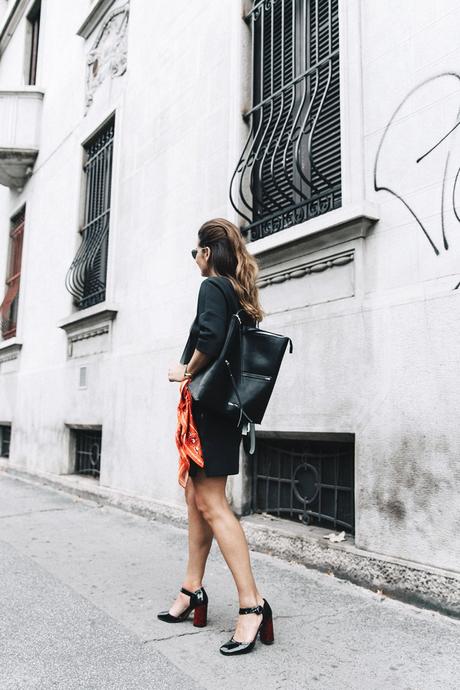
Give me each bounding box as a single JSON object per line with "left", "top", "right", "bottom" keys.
{"left": 77, "top": 0, "right": 117, "bottom": 39}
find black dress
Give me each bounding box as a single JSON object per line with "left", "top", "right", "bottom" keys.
{"left": 179, "top": 275, "right": 252, "bottom": 478}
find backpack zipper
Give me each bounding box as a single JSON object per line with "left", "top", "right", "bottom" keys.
{"left": 242, "top": 372, "right": 272, "bottom": 381}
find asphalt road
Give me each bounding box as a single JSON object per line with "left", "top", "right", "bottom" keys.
{"left": 1, "top": 472, "right": 458, "bottom": 690}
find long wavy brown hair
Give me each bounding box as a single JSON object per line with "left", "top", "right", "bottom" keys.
{"left": 197, "top": 218, "right": 265, "bottom": 322}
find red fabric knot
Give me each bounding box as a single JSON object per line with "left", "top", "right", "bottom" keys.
{"left": 176, "top": 379, "right": 205, "bottom": 488}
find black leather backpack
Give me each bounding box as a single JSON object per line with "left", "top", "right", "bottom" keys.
{"left": 188, "top": 279, "right": 293, "bottom": 453}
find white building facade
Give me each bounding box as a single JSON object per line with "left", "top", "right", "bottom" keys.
{"left": 0, "top": 0, "right": 459, "bottom": 610}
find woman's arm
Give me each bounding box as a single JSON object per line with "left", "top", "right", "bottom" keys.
{"left": 185, "top": 348, "right": 212, "bottom": 377}
{"left": 168, "top": 279, "right": 227, "bottom": 382}
{"left": 167, "top": 349, "right": 212, "bottom": 382}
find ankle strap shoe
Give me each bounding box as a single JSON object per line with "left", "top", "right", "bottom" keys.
{"left": 157, "top": 586, "right": 208, "bottom": 627}
{"left": 219, "top": 598, "right": 274, "bottom": 656}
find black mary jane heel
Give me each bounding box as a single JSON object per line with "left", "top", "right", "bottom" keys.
{"left": 219, "top": 598, "right": 274, "bottom": 656}
{"left": 157, "top": 586, "right": 208, "bottom": 627}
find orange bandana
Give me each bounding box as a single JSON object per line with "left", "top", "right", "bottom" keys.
{"left": 176, "top": 379, "right": 205, "bottom": 488}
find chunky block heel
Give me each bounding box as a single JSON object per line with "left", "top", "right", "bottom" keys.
{"left": 259, "top": 615, "right": 274, "bottom": 644}
{"left": 259, "top": 597, "right": 274, "bottom": 644}
{"left": 193, "top": 602, "right": 208, "bottom": 627}
{"left": 157, "top": 586, "right": 208, "bottom": 624}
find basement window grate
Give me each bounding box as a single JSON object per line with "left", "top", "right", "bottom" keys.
{"left": 252, "top": 437, "right": 354, "bottom": 533}
{"left": 73, "top": 428, "right": 101, "bottom": 478}
{"left": 0, "top": 424, "right": 11, "bottom": 457}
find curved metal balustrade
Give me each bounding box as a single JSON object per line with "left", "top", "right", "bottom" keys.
{"left": 230, "top": 0, "right": 341, "bottom": 241}
{"left": 66, "top": 118, "right": 114, "bottom": 310}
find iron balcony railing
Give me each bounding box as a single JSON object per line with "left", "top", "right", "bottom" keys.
{"left": 65, "top": 118, "right": 114, "bottom": 310}
{"left": 230, "top": 0, "right": 341, "bottom": 241}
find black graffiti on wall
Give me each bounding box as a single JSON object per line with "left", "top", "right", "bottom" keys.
{"left": 374, "top": 73, "right": 460, "bottom": 288}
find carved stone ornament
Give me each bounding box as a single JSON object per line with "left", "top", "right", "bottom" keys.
{"left": 257, "top": 251, "right": 355, "bottom": 289}
{"left": 85, "top": 3, "right": 129, "bottom": 112}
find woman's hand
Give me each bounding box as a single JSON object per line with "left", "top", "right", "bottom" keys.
{"left": 168, "top": 363, "right": 187, "bottom": 382}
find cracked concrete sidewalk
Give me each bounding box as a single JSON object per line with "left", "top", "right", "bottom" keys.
{"left": 0, "top": 472, "right": 459, "bottom": 690}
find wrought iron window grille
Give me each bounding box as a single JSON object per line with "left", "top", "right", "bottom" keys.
{"left": 65, "top": 117, "right": 114, "bottom": 310}
{"left": 252, "top": 437, "right": 354, "bottom": 533}
{"left": 73, "top": 428, "right": 101, "bottom": 478}
{"left": 230, "top": 0, "right": 341, "bottom": 241}
{"left": 0, "top": 209, "right": 25, "bottom": 339}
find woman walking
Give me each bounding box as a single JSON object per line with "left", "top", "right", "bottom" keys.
{"left": 159, "top": 218, "right": 274, "bottom": 656}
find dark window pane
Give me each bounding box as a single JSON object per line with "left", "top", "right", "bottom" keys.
{"left": 27, "top": 1, "right": 41, "bottom": 85}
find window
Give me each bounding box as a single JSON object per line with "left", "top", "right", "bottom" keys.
{"left": 0, "top": 424, "right": 11, "bottom": 458}
{"left": 252, "top": 437, "right": 354, "bottom": 533}
{"left": 230, "top": 0, "right": 341, "bottom": 241}
{"left": 26, "top": 0, "right": 41, "bottom": 86}
{"left": 0, "top": 209, "right": 25, "bottom": 340}
{"left": 65, "top": 117, "right": 115, "bottom": 310}
{"left": 72, "top": 428, "right": 102, "bottom": 478}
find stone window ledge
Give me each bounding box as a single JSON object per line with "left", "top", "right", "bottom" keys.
{"left": 0, "top": 337, "right": 22, "bottom": 360}
{"left": 58, "top": 303, "right": 118, "bottom": 358}
{"left": 58, "top": 302, "right": 118, "bottom": 336}
{"left": 247, "top": 201, "right": 380, "bottom": 258}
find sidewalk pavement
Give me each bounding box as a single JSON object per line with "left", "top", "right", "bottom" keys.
{"left": 1, "top": 472, "right": 458, "bottom": 690}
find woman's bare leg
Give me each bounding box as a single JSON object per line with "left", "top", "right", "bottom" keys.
{"left": 168, "top": 474, "right": 214, "bottom": 616}
{"left": 192, "top": 468, "right": 264, "bottom": 642}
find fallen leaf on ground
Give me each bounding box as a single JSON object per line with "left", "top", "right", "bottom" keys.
{"left": 323, "top": 530, "right": 346, "bottom": 542}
